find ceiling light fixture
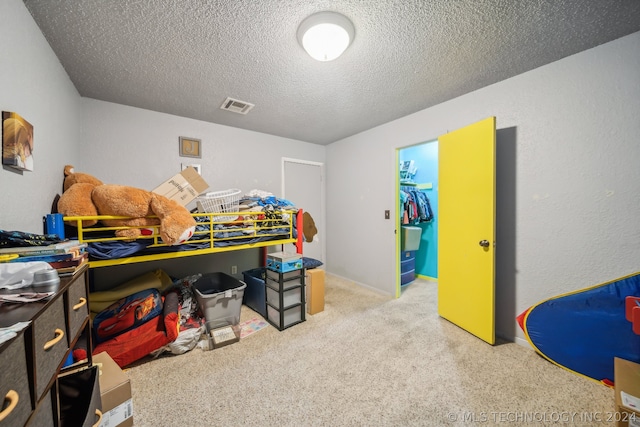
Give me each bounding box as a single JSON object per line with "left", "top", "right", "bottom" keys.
{"left": 297, "top": 11, "right": 355, "bottom": 62}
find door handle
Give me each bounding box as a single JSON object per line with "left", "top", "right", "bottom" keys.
{"left": 479, "top": 240, "right": 490, "bottom": 248}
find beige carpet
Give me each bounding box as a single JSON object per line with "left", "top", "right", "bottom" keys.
{"left": 125, "top": 275, "right": 614, "bottom": 426}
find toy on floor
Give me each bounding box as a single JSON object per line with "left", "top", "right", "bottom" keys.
{"left": 517, "top": 271, "right": 640, "bottom": 385}
{"left": 93, "top": 288, "right": 163, "bottom": 343}
{"left": 626, "top": 296, "right": 640, "bottom": 335}
{"left": 57, "top": 165, "right": 196, "bottom": 245}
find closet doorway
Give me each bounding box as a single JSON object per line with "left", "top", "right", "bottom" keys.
{"left": 396, "top": 117, "right": 496, "bottom": 345}
{"left": 282, "top": 158, "right": 325, "bottom": 264}
{"left": 398, "top": 141, "right": 439, "bottom": 292}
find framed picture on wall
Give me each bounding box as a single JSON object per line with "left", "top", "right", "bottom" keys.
{"left": 2, "top": 111, "right": 34, "bottom": 171}
{"left": 179, "top": 137, "right": 201, "bottom": 158}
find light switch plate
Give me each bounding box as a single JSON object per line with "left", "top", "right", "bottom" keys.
{"left": 182, "top": 163, "right": 202, "bottom": 174}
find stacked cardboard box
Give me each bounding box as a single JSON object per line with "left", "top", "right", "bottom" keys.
{"left": 152, "top": 166, "right": 208, "bottom": 206}
{"left": 94, "top": 352, "right": 133, "bottom": 427}
{"left": 305, "top": 268, "right": 325, "bottom": 315}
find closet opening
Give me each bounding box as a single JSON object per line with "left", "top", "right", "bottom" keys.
{"left": 396, "top": 140, "right": 438, "bottom": 297}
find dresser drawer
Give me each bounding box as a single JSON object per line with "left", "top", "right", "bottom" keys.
{"left": 25, "top": 387, "right": 54, "bottom": 427}
{"left": 66, "top": 272, "right": 89, "bottom": 344}
{"left": 0, "top": 332, "right": 32, "bottom": 427}
{"left": 58, "top": 365, "right": 102, "bottom": 427}
{"left": 33, "top": 296, "right": 69, "bottom": 401}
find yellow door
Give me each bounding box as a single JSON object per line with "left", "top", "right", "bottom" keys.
{"left": 438, "top": 117, "right": 496, "bottom": 344}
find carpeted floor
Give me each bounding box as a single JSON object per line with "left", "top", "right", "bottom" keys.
{"left": 125, "top": 274, "right": 615, "bottom": 426}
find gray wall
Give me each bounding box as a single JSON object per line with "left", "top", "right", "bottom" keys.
{"left": 78, "top": 98, "right": 325, "bottom": 206}
{"left": 326, "top": 31, "right": 640, "bottom": 343}
{"left": 0, "top": 0, "right": 82, "bottom": 233}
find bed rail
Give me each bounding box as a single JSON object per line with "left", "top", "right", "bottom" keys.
{"left": 64, "top": 209, "right": 303, "bottom": 268}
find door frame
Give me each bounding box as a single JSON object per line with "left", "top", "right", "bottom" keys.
{"left": 395, "top": 118, "right": 496, "bottom": 344}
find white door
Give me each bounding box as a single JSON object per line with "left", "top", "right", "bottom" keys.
{"left": 282, "top": 158, "right": 325, "bottom": 263}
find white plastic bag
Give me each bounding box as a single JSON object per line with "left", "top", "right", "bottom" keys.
{"left": 152, "top": 326, "right": 203, "bottom": 357}
{"left": 0, "top": 261, "right": 52, "bottom": 290}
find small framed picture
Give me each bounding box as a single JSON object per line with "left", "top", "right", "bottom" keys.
{"left": 2, "top": 111, "right": 34, "bottom": 171}
{"left": 179, "top": 137, "right": 201, "bottom": 158}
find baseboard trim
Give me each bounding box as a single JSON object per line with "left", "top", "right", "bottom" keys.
{"left": 325, "top": 272, "right": 392, "bottom": 296}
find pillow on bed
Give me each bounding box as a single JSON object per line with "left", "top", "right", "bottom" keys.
{"left": 303, "top": 257, "right": 323, "bottom": 269}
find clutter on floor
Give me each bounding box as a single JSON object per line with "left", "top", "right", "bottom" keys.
{"left": 71, "top": 256, "right": 325, "bottom": 367}
{"left": 239, "top": 317, "right": 269, "bottom": 339}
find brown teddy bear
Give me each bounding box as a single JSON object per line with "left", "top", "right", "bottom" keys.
{"left": 57, "top": 165, "right": 196, "bottom": 245}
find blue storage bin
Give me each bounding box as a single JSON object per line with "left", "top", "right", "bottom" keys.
{"left": 401, "top": 251, "right": 415, "bottom": 274}
{"left": 401, "top": 251, "right": 416, "bottom": 285}
{"left": 242, "top": 268, "right": 267, "bottom": 317}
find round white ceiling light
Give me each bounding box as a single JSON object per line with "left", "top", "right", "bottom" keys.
{"left": 297, "top": 11, "right": 355, "bottom": 62}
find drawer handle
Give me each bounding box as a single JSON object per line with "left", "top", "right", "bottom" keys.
{"left": 43, "top": 328, "right": 65, "bottom": 351}
{"left": 0, "top": 390, "right": 18, "bottom": 422}
{"left": 73, "top": 297, "right": 87, "bottom": 311}
{"left": 92, "top": 409, "right": 103, "bottom": 427}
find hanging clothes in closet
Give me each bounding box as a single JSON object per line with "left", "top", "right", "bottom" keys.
{"left": 400, "top": 186, "right": 433, "bottom": 225}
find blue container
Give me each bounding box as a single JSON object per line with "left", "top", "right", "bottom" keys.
{"left": 45, "top": 213, "right": 65, "bottom": 239}
{"left": 62, "top": 351, "right": 74, "bottom": 368}
{"left": 242, "top": 268, "right": 267, "bottom": 317}
{"left": 401, "top": 251, "right": 416, "bottom": 286}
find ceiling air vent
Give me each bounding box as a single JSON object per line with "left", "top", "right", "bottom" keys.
{"left": 220, "top": 97, "right": 255, "bottom": 114}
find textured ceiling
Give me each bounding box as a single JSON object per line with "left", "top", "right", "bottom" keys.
{"left": 22, "top": 0, "right": 640, "bottom": 145}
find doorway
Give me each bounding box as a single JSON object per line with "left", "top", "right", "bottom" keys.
{"left": 396, "top": 117, "right": 497, "bottom": 344}
{"left": 282, "top": 158, "right": 325, "bottom": 263}
{"left": 397, "top": 140, "right": 439, "bottom": 298}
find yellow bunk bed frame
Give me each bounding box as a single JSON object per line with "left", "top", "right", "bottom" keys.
{"left": 65, "top": 209, "right": 304, "bottom": 268}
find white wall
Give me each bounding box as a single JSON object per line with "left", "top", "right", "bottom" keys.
{"left": 327, "top": 32, "right": 640, "bottom": 342}
{"left": 0, "top": 0, "right": 82, "bottom": 233}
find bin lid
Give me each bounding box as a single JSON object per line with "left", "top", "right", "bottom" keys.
{"left": 268, "top": 251, "right": 301, "bottom": 262}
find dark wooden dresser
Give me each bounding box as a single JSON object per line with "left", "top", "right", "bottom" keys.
{"left": 0, "top": 264, "right": 99, "bottom": 426}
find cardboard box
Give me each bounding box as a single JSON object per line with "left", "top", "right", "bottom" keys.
{"left": 267, "top": 251, "right": 303, "bottom": 273}
{"left": 94, "top": 352, "right": 134, "bottom": 427}
{"left": 204, "top": 321, "right": 241, "bottom": 350}
{"left": 614, "top": 357, "right": 640, "bottom": 427}
{"left": 152, "top": 166, "right": 209, "bottom": 206}
{"left": 305, "top": 268, "right": 325, "bottom": 315}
